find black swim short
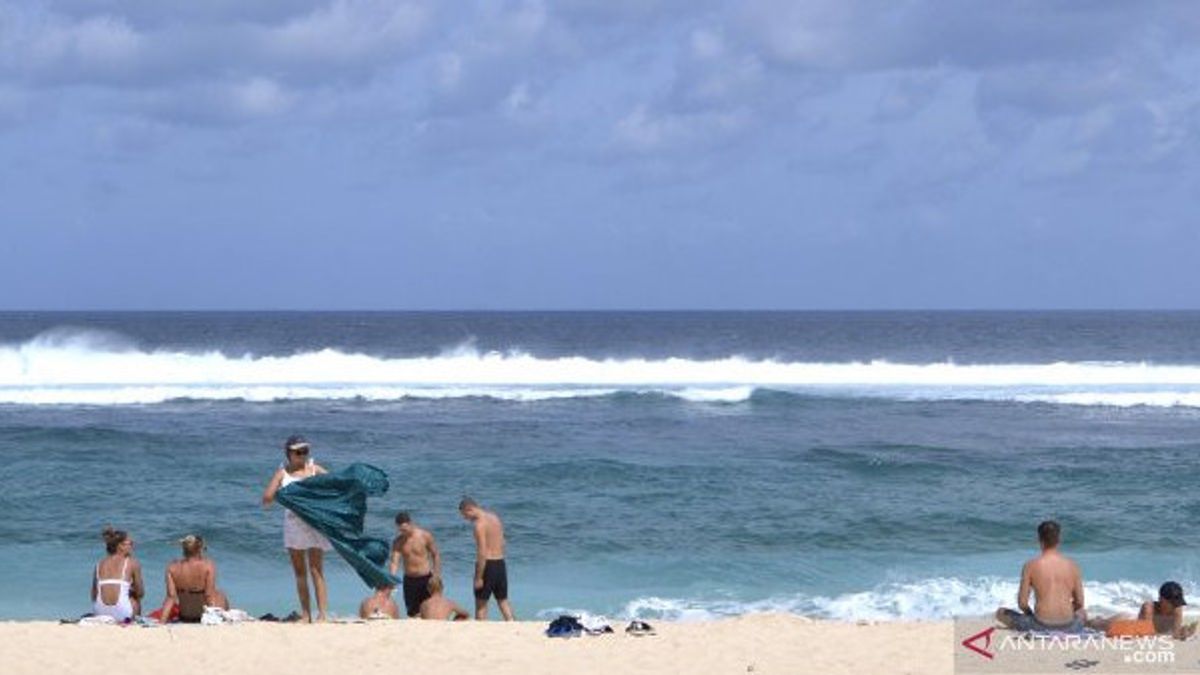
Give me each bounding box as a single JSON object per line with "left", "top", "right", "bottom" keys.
{"left": 403, "top": 573, "right": 433, "bottom": 617}
{"left": 474, "top": 559, "right": 508, "bottom": 602}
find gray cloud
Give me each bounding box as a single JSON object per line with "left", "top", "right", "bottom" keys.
{"left": 2, "top": 0, "right": 1199, "bottom": 308}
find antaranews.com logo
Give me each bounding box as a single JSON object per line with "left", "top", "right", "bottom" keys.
{"left": 954, "top": 620, "right": 1195, "bottom": 673}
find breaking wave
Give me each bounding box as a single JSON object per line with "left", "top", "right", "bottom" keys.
{"left": 609, "top": 577, "right": 1171, "bottom": 622}
{"left": 5, "top": 329, "right": 1200, "bottom": 406}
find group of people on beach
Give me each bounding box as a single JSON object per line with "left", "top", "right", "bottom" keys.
{"left": 995, "top": 520, "right": 1195, "bottom": 638}
{"left": 91, "top": 435, "right": 515, "bottom": 624}
{"left": 91, "top": 528, "right": 228, "bottom": 624}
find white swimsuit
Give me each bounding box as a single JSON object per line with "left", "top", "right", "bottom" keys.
{"left": 281, "top": 461, "right": 333, "bottom": 551}
{"left": 93, "top": 558, "right": 134, "bottom": 622}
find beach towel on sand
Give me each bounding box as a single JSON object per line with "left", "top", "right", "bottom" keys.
{"left": 275, "top": 463, "right": 400, "bottom": 590}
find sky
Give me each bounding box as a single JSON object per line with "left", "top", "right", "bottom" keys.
{"left": 1, "top": 0, "right": 1198, "bottom": 310}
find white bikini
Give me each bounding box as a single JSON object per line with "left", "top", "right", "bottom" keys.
{"left": 93, "top": 558, "right": 134, "bottom": 621}
{"left": 281, "top": 460, "right": 332, "bottom": 551}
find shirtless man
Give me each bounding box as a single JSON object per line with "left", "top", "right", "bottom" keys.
{"left": 389, "top": 511, "right": 441, "bottom": 618}
{"left": 459, "top": 497, "right": 515, "bottom": 621}
{"left": 359, "top": 585, "right": 400, "bottom": 620}
{"left": 418, "top": 577, "right": 470, "bottom": 621}
{"left": 996, "top": 520, "right": 1086, "bottom": 633}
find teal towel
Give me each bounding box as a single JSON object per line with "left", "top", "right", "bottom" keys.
{"left": 276, "top": 463, "right": 400, "bottom": 589}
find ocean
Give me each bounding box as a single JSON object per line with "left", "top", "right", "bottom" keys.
{"left": 1, "top": 311, "right": 1199, "bottom": 621}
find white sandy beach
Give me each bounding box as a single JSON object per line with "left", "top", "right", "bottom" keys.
{"left": 1, "top": 614, "right": 953, "bottom": 675}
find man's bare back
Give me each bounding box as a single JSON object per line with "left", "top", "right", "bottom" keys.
{"left": 474, "top": 511, "right": 506, "bottom": 561}
{"left": 1022, "top": 550, "right": 1084, "bottom": 624}
{"left": 997, "top": 521, "right": 1085, "bottom": 632}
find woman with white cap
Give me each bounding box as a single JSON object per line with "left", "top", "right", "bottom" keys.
{"left": 262, "top": 435, "right": 331, "bottom": 622}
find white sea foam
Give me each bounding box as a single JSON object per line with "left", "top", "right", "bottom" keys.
{"left": 618, "top": 578, "right": 1175, "bottom": 622}
{"left": 6, "top": 329, "right": 1200, "bottom": 406}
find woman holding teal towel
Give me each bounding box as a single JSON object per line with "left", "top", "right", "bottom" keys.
{"left": 262, "top": 435, "right": 331, "bottom": 623}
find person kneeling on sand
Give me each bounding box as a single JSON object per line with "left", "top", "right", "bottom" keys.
{"left": 359, "top": 585, "right": 400, "bottom": 620}
{"left": 160, "top": 534, "right": 229, "bottom": 623}
{"left": 418, "top": 577, "right": 469, "bottom": 621}
{"left": 996, "top": 520, "right": 1086, "bottom": 633}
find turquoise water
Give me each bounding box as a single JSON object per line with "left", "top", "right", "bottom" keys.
{"left": 1, "top": 312, "right": 1199, "bottom": 620}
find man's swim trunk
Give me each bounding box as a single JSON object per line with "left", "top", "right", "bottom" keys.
{"left": 1001, "top": 609, "right": 1085, "bottom": 633}
{"left": 403, "top": 573, "right": 433, "bottom": 617}
{"left": 474, "top": 559, "right": 508, "bottom": 602}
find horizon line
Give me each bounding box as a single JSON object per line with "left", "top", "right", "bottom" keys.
{"left": 2, "top": 308, "right": 1200, "bottom": 313}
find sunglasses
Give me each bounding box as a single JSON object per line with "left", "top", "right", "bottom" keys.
{"left": 290, "top": 447, "right": 310, "bottom": 456}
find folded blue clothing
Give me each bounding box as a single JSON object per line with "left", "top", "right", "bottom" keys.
{"left": 275, "top": 463, "right": 400, "bottom": 590}
{"left": 546, "top": 615, "right": 584, "bottom": 638}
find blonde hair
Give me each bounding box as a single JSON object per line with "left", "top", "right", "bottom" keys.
{"left": 180, "top": 534, "right": 205, "bottom": 558}
{"left": 427, "top": 576, "right": 444, "bottom": 595}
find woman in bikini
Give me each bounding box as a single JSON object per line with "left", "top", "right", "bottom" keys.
{"left": 91, "top": 527, "right": 145, "bottom": 622}
{"left": 262, "top": 435, "right": 331, "bottom": 623}
{"left": 159, "top": 534, "right": 229, "bottom": 622}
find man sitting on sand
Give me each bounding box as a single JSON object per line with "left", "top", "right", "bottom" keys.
{"left": 418, "top": 577, "right": 469, "bottom": 621}
{"left": 996, "top": 520, "right": 1086, "bottom": 633}
{"left": 390, "top": 511, "right": 442, "bottom": 618}
{"left": 359, "top": 585, "right": 400, "bottom": 620}
{"left": 459, "top": 497, "right": 515, "bottom": 621}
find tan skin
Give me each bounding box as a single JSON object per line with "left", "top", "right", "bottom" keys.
{"left": 262, "top": 446, "right": 329, "bottom": 623}
{"left": 389, "top": 522, "right": 441, "bottom": 578}
{"left": 359, "top": 586, "right": 400, "bottom": 620}
{"left": 460, "top": 504, "right": 514, "bottom": 621}
{"left": 91, "top": 536, "right": 145, "bottom": 615}
{"left": 996, "top": 539, "right": 1085, "bottom": 627}
{"left": 160, "top": 549, "right": 229, "bottom": 619}
{"left": 419, "top": 585, "right": 470, "bottom": 621}
{"left": 1139, "top": 599, "right": 1197, "bottom": 639}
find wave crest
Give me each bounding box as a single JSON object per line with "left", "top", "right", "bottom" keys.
{"left": 613, "top": 578, "right": 1168, "bottom": 622}
{"left": 6, "top": 329, "right": 1200, "bottom": 406}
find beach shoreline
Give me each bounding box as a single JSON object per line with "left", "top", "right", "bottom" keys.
{"left": 2, "top": 613, "right": 954, "bottom": 675}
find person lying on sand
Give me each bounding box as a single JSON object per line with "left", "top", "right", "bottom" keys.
{"left": 1087, "top": 581, "right": 1197, "bottom": 638}
{"left": 995, "top": 520, "right": 1086, "bottom": 633}
{"left": 160, "top": 534, "right": 229, "bottom": 623}
{"left": 359, "top": 585, "right": 400, "bottom": 620}
{"left": 418, "top": 577, "right": 469, "bottom": 621}
{"left": 1140, "top": 582, "right": 1196, "bottom": 639}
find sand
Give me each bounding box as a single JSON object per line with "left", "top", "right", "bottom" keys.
{"left": 0, "top": 614, "right": 953, "bottom": 675}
